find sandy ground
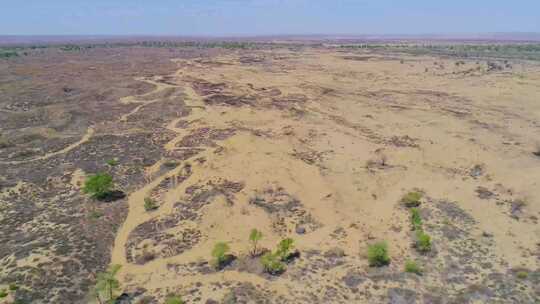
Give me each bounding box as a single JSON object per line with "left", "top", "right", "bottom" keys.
{"left": 92, "top": 49, "right": 540, "bottom": 303}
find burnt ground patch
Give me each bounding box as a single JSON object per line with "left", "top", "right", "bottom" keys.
{"left": 176, "top": 127, "right": 237, "bottom": 148}
{"left": 249, "top": 186, "right": 322, "bottom": 236}
{"left": 0, "top": 183, "right": 127, "bottom": 303}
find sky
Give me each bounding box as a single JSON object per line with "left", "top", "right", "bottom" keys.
{"left": 1, "top": 0, "right": 539, "bottom": 36}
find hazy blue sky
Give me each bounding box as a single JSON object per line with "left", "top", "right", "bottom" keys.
{"left": 1, "top": 0, "right": 539, "bottom": 36}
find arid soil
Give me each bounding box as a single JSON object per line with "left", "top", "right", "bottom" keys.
{"left": 1, "top": 46, "right": 540, "bottom": 303}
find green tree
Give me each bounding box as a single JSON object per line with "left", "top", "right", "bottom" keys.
{"left": 276, "top": 238, "right": 294, "bottom": 261}
{"left": 94, "top": 264, "right": 122, "bottom": 303}
{"left": 212, "top": 242, "right": 230, "bottom": 269}
{"left": 249, "top": 229, "right": 263, "bottom": 256}
{"left": 83, "top": 173, "right": 113, "bottom": 200}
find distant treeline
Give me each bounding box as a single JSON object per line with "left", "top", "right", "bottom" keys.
{"left": 338, "top": 43, "right": 540, "bottom": 61}
{"left": 2, "top": 40, "right": 540, "bottom": 61}
{"left": 0, "top": 40, "right": 307, "bottom": 58}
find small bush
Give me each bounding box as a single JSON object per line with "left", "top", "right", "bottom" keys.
{"left": 163, "top": 160, "right": 179, "bottom": 168}
{"left": 367, "top": 241, "right": 390, "bottom": 267}
{"left": 276, "top": 238, "right": 295, "bottom": 261}
{"left": 516, "top": 271, "right": 528, "bottom": 279}
{"left": 261, "top": 252, "right": 286, "bottom": 275}
{"left": 410, "top": 208, "right": 423, "bottom": 231}
{"left": 8, "top": 284, "right": 19, "bottom": 291}
{"left": 249, "top": 229, "right": 263, "bottom": 256}
{"left": 83, "top": 173, "right": 113, "bottom": 200}
{"left": 402, "top": 191, "right": 422, "bottom": 208}
{"left": 165, "top": 295, "right": 184, "bottom": 304}
{"left": 212, "top": 242, "right": 231, "bottom": 269}
{"left": 415, "top": 231, "right": 432, "bottom": 253}
{"left": 144, "top": 197, "right": 158, "bottom": 211}
{"left": 106, "top": 159, "right": 119, "bottom": 166}
{"left": 0, "top": 289, "right": 7, "bottom": 298}
{"left": 405, "top": 260, "right": 423, "bottom": 275}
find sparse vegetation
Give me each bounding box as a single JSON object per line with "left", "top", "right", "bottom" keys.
{"left": 83, "top": 173, "right": 114, "bottom": 200}
{"left": 402, "top": 191, "right": 422, "bottom": 208}
{"left": 165, "top": 295, "right": 185, "bottom": 304}
{"left": 405, "top": 260, "right": 423, "bottom": 275}
{"left": 94, "top": 264, "right": 122, "bottom": 304}
{"left": 8, "top": 284, "right": 19, "bottom": 291}
{"left": 261, "top": 252, "right": 286, "bottom": 275}
{"left": 144, "top": 197, "right": 158, "bottom": 211}
{"left": 212, "top": 242, "right": 231, "bottom": 269}
{"left": 249, "top": 228, "right": 263, "bottom": 257}
{"left": 0, "top": 289, "right": 7, "bottom": 298}
{"left": 367, "top": 241, "right": 390, "bottom": 267}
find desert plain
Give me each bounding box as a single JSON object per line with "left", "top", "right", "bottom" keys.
{"left": 0, "top": 41, "right": 539, "bottom": 303}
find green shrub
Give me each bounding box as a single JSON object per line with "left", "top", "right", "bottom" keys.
{"left": 165, "top": 295, "right": 185, "bottom": 304}
{"left": 405, "top": 260, "right": 423, "bottom": 275}
{"left": 8, "top": 283, "right": 19, "bottom": 291}
{"left": 276, "top": 238, "right": 294, "bottom": 261}
{"left": 249, "top": 229, "right": 263, "bottom": 256}
{"left": 83, "top": 173, "right": 113, "bottom": 199}
{"left": 212, "top": 242, "right": 230, "bottom": 269}
{"left": 144, "top": 197, "right": 158, "bottom": 211}
{"left": 402, "top": 191, "right": 422, "bottom": 208}
{"left": 415, "top": 231, "right": 432, "bottom": 253}
{"left": 0, "top": 289, "right": 7, "bottom": 298}
{"left": 367, "top": 241, "right": 390, "bottom": 267}
{"left": 517, "top": 271, "right": 528, "bottom": 279}
{"left": 261, "top": 252, "right": 286, "bottom": 275}
{"left": 410, "top": 208, "right": 423, "bottom": 231}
